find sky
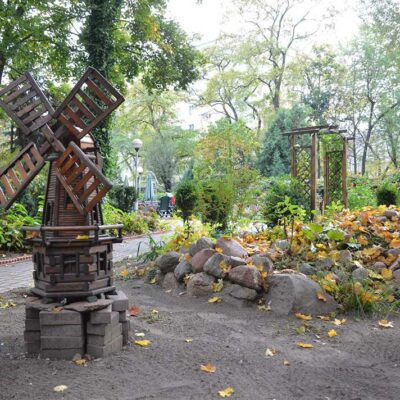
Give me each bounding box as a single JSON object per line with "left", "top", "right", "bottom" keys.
{"left": 167, "top": 0, "right": 361, "bottom": 49}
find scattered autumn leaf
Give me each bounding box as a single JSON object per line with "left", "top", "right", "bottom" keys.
{"left": 333, "top": 318, "right": 346, "bottom": 326}
{"left": 327, "top": 329, "right": 337, "bottom": 338}
{"left": 213, "top": 279, "right": 224, "bottom": 293}
{"left": 218, "top": 387, "right": 234, "bottom": 398}
{"left": 316, "top": 291, "right": 327, "bottom": 302}
{"left": 378, "top": 319, "right": 394, "bottom": 328}
{"left": 390, "top": 238, "right": 400, "bottom": 248}
{"left": 119, "top": 269, "right": 129, "bottom": 278}
{"left": 128, "top": 305, "right": 140, "bottom": 317}
{"left": 73, "top": 358, "right": 87, "bottom": 366}
{"left": 200, "top": 363, "right": 216, "bottom": 373}
{"left": 54, "top": 385, "right": 68, "bottom": 392}
{"left": 283, "top": 359, "right": 291, "bottom": 366}
{"left": 135, "top": 332, "right": 145, "bottom": 337}
{"left": 381, "top": 268, "right": 393, "bottom": 281}
{"left": 185, "top": 338, "right": 193, "bottom": 343}
{"left": 134, "top": 340, "right": 151, "bottom": 347}
{"left": 318, "top": 315, "right": 330, "bottom": 321}
{"left": 296, "top": 342, "right": 314, "bottom": 349}
{"left": 215, "top": 247, "right": 223, "bottom": 254}
{"left": 208, "top": 296, "right": 222, "bottom": 303}
{"left": 265, "top": 348, "right": 277, "bottom": 357}
{"left": 295, "top": 313, "right": 312, "bottom": 321}
{"left": 258, "top": 304, "right": 271, "bottom": 311}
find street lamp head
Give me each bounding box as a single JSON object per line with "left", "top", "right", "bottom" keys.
{"left": 133, "top": 138, "right": 143, "bottom": 152}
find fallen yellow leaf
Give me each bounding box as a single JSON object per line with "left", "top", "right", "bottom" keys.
{"left": 265, "top": 348, "right": 277, "bottom": 357}
{"left": 327, "top": 329, "right": 337, "bottom": 338}
{"left": 208, "top": 296, "right": 222, "bottom": 303}
{"left": 283, "top": 359, "right": 291, "bottom": 366}
{"left": 149, "top": 277, "right": 156, "bottom": 284}
{"left": 296, "top": 342, "right": 314, "bottom": 349}
{"left": 261, "top": 271, "right": 268, "bottom": 279}
{"left": 215, "top": 247, "right": 223, "bottom": 254}
{"left": 381, "top": 268, "right": 393, "bottom": 281}
{"left": 390, "top": 238, "right": 400, "bottom": 248}
{"left": 185, "top": 338, "right": 193, "bottom": 343}
{"left": 378, "top": 319, "right": 394, "bottom": 328}
{"left": 295, "top": 313, "right": 312, "bottom": 321}
{"left": 73, "top": 358, "right": 87, "bottom": 366}
{"left": 317, "top": 315, "right": 330, "bottom": 321}
{"left": 212, "top": 279, "right": 224, "bottom": 293}
{"left": 200, "top": 363, "right": 216, "bottom": 373}
{"left": 119, "top": 269, "right": 129, "bottom": 278}
{"left": 135, "top": 332, "right": 145, "bottom": 337}
{"left": 134, "top": 340, "right": 151, "bottom": 347}
{"left": 54, "top": 385, "right": 68, "bottom": 392}
{"left": 218, "top": 387, "right": 234, "bottom": 398}
{"left": 75, "top": 235, "right": 89, "bottom": 240}
{"left": 316, "top": 291, "right": 327, "bottom": 302}
{"left": 258, "top": 304, "right": 271, "bottom": 311}
{"left": 333, "top": 318, "right": 346, "bottom": 326}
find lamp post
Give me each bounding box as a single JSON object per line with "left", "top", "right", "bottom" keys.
{"left": 132, "top": 138, "right": 143, "bottom": 211}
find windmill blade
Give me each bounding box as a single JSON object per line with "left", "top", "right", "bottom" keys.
{"left": 0, "top": 73, "right": 54, "bottom": 136}
{"left": 54, "top": 67, "right": 124, "bottom": 140}
{"left": 0, "top": 143, "right": 45, "bottom": 209}
{"left": 54, "top": 141, "right": 112, "bottom": 215}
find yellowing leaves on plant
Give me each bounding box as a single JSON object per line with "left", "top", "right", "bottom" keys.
{"left": 134, "top": 340, "right": 151, "bottom": 347}
{"left": 327, "top": 329, "right": 337, "bottom": 338}
{"left": 378, "top": 319, "right": 394, "bottom": 328}
{"left": 213, "top": 279, "right": 224, "bottom": 293}
{"left": 218, "top": 387, "right": 234, "bottom": 398}
{"left": 200, "top": 363, "right": 216, "bottom": 373}
{"left": 208, "top": 296, "right": 222, "bottom": 303}
{"left": 54, "top": 385, "right": 68, "bottom": 393}
{"left": 333, "top": 318, "right": 346, "bottom": 326}
{"left": 316, "top": 291, "right": 327, "bottom": 302}
{"left": 381, "top": 268, "right": 393, "bottom": 281}
{"left": 73, "top": 358, "right": 87, "bottom": 366}
{"left": 296, "top": 342, "right": 313, "bottom": 349}
{"left": 295, "top": 313, "right": 312, "bottom": 321}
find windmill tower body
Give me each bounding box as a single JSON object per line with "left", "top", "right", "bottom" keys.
{"left": 0, "top": 68, "right": 125, "bottom": 300}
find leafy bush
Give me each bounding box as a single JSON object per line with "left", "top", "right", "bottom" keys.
{"left": 103, "top": 203, "right": 161, "bottom": 235}
{"left": 175, "top": 179, "right": 199, "bottom": 224}
{"left": 376, "top": 181, "right": 398, "bottom": 206}
{"left": 348, "top": 176, "right": 377, "bottom": 209}
{"left": 262, "top": 175, "right": 310, "bottom": 225}
{"left": 108, "top": 185, "right": 137, "bottom": 212}
{"left": 0, "top": 203, "right": 40, "bottom": 251}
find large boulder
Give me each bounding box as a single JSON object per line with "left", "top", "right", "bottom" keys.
{"left": 352, "top": 266, "right": 369, "bottom": 281}
{"left": 189, "top": 237, "right": 214, "bottom": 256}
{"left": 384, "top": 209, "right": 399, "bottom": 219}
{"left": 227, "top": 284, "right": 258, "bottom": 301}
{"left": 186, "top": 273, "right": 215, "bottom": 296}
{"left": 250, "top": 255, "right": 273, "bottom": 272}
{"left": 216, "top": 237, "right": 248, "bottom": 258}
{"left": 300, "top": 263, "right": 317, "bottom": 276}
{"left": 315, "top": 258, "right": 333, "bottom": 270}
{"left": 162, "top": 272, "right": 180, "bottom": 291}
{"left": 156, "top": 252, "right": 180, "bottom": 274}
{"left": 204, "top": 253, "right": 230, "bottom": 278}
{"left": 229, "top": 256, "right": 247, "bottom": 268}
{"left": 174, "top": 260, "right": 192, "bottom": 282}
{"left": 228, "top": 265, "right": 262, "bottom": 290}
{"left": 190, "top": 248, "right": 215, "bottom": 273}
{"left": 265, "top": 273, "right": 337, "bottom": 316}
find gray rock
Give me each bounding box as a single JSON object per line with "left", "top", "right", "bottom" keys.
{"left": 228, "top": 265, "right": 262, "bottom": 290}
{"left": 352, "top": 266, "right": 369, "bottom": 281}
{"left": 174, "top": 260, "right": 192, "bottom": 282}
{"left": 393, "top": 269, "right": 400, "bottom": 280}
{"left": 275, "top": 240, "right": 289, "bottom": 250}
{"left": 186, "top": 273, "right": 215, "bottom": 296}
{"left": 190, "top": 248, "right": 215, "bottom": 273}
{"left": 384, "top": 209, "right": 399, "bottom": 219}
{"left": 300, "top": 263, "right": 317, "bottom": 276}
{"left": 228, "top": 284, "right": 258, "bottom": 301}
{"left": 339, "top": 250, "right": 352, "bottom": 264}
{"left": 162, "top": 272, "right": 180, "bottom": 290}
{"left": 216, "top": 237, "right": 248, "bottom": 258}
{"left": 204, "top": 253, "right": 230, "bottom": 278}
{"left": 265, "top": 273, "right": 337, "bottom": 316}
{"left": 390, "top": 259, "right": 400, "bottom": 272}
{"left": 229, "top": 256, "right": 247, "bottom": 268}
{"left": 388, "top": 248, "right": 400, "bottom": 256}
{"left": 156, "top": 252, "right": 180, "bottom": 274}
{"left": 64, "top": 299, "right": 112, "bottom": 313}
{"left": 371, "top": 262, "right": 386, "bottom": 272}
{"left": 315, "top": 258, "right": 333, "bottom": 270}
{"left": 189, "top": 237, "right": 214, "bottom": 256}
{"left": 250, "top": 255, "right": 273, "bottom": 273}
{"left": 375, "top": 216, "right": 388, "bottom": 223}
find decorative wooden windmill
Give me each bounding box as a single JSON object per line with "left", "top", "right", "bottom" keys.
{"left": 0, "top": 67, "right": 125, "bottom": 300}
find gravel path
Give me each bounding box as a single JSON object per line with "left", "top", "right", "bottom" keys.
{"left": 0, "top": 233, "right": 168, "bottom": 294}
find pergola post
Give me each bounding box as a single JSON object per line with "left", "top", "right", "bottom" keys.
{"left": 342, "top": 138, "right": 348, "bottom": 208}
{"left": 311, "top": 132, "right": 317, "bottom": 211}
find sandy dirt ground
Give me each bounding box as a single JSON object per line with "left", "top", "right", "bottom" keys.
{"left": 0, "top": 279, "right": 399, "bottom": 400}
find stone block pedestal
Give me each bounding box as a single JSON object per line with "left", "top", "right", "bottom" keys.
{"left": 24, "top": 290, "right": 131, "bottom": 360}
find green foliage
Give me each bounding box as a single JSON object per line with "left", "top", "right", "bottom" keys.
{"left": 348, "top": 176, "right": 377, "bottom": 209}
{"left": 175, "top": 179, "right": 199, "bottom": 224}
{"left": 262, "top": 176, "right": 310, "bottom": 225}
{"left": 0, "top": 203, "right": 40, "bottom": 251}
{"left": 108, "top": 185, "right": 137, "bottom": 212}
{"left": 376, "top": 181, "right": 398, "bottom": 206}
{"left": 103, "top": 203, "right": 161, "bottom": 235}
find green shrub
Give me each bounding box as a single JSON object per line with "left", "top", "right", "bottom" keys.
{"left": 262, "top": 176, "right": 309, "bottom": 225}
{"left": 175, "top": 179, "right": 199, "bottom": 224}
{"left": 376, "top": 181, "right": 398, "bottom": 206}
{"left": 348, "top": 175, "right": 376, "bottom": 209}
{"left": 0, "top": 203, "right": 40, "bottom": 251}
{"left": 108, "top": 185, "right": 137, "bottom": 212}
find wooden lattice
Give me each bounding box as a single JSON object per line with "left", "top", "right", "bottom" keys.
{"left": 0, "top": 143, "right": 45, "bottom": 209}
{"left": 55, "top": 142, "right": 112, "bottom": 214}
{"left": 0, "top": 73, "right": 54, "bottom": 136}
{"left": 54, "top": 67, "right": 124, "bottom": 140}
{"left": 324, "top": 150, "right": 344, "bottom": 205}
{"left": 295, "top": 146, "right": 312, "bottom": 201}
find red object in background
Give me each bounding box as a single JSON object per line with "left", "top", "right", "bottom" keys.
{"left": 171, "top": 195, "right": 175, "bottom": 206}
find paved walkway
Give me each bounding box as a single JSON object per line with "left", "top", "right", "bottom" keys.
{"left": 0, "top": 233, "right": 168, "bottom": 294}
